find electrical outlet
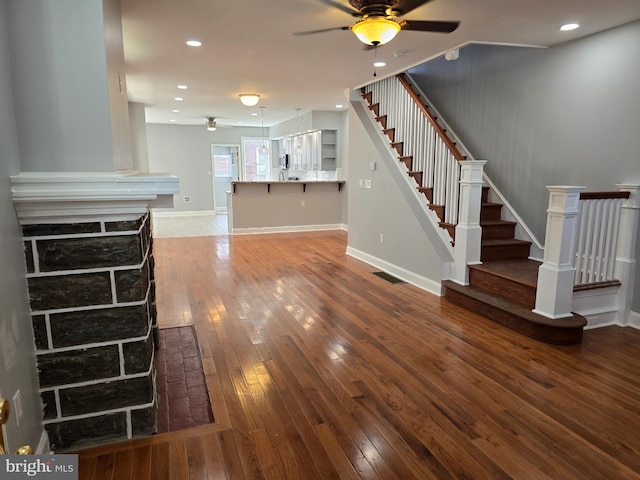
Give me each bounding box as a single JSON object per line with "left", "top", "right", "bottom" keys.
{"left": 364, "top": 179, "right": 372, "bottom": 189}
{"left": 13, "top": 390, "right": 22, "bottom": 427}
{"left": 183, "top": 196, "right": 191, "bottom": 203}
{"left": 300, "top": 200, "right": 305, "bottom": 207}
{"left": 380, "top": 233, "right": 384, "bottom": 244}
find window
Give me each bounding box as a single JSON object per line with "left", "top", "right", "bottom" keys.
{"left": 242, "top": 138, "right": 269, "bottom": 181}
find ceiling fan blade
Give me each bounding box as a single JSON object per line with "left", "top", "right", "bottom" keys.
{"left": 399, "top": 20, "right": 460, "bottom": 33}
{"left": 293, "top": 26, "right": 351, "bottom": 36}
{"left": 320, "top": 0, "right": 361, "bottom": 16}
{"left": 390, "top": 0, "right": 434, "bottom": 16}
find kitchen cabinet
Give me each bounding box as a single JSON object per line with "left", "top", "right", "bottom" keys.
{"left": 277, "top": 129, "right": 337, "bottom": 171}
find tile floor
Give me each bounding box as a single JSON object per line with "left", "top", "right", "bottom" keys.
{"left": 152, "top": 211, "right": 229, "bottom": 238}
{"left": 155, "top": 326, "right": 214, "bottom": 432}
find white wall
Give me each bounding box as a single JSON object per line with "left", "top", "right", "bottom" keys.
{"left": 409, "top": 20, "right": 640, "bottom": 311}
{"left": 129, "top": 102, "right": 150, "bottom": 172}
{"left": 103, "top": 0, "right": 132, "bottom": 171}
{"left": 146, "top": 124, "right": 264, "bottom": 212}
{"left": 346, "top": 100, "right": 452, "bottom": 294}
{"left": 5, "top": 0, "right": 129, "bottom": 172}
{"left": 0, "top": 0, "right": 47, "bottom": 453}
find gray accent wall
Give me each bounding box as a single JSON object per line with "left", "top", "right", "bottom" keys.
{"left": 409, "top": 21, "right": 640, "bottom": 312}
{"left": 0, "top": 0, "right": 47, "bottom": 452}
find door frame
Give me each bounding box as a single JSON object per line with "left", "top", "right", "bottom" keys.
{"left": 211, "top": 144, "right": 241, "bottom": 214}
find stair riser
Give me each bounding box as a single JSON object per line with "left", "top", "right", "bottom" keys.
{"left": 469, "top": 269, "right": 535, "bottom": 309}
{"left": 481, "top": 244, "right": 530, "bottom": 262}
{"left": 482, "top": 186, "right": 490, "bottom": 203}
{"left": 481, "top": 206, "right": 502, "bottom": 221}
{"left": 429, "top": 205, "right": 445, "bottom": 223}
{"left": 481, "top": 224, "right": 516, "bottom": 240}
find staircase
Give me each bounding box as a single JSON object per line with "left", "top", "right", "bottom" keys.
{"left": 442, "top": 186, "right": 586, "bottom": 346}
{"left": 362, "top": 85, "right": 587, "bottom": 345}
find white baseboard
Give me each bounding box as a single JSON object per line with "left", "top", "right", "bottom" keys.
{"left": 628, "top": 310, "right": 640, "bottom": 329}
{"left": 232, "top": 223, "right": 347, "bottom": 235}
{"left": 346, "top": 246, "right": 442, "bottom": 297}
{"left": 151, "top": 210, "right": 216, "bottom": 218}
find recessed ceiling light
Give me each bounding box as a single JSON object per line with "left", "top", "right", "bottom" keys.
{"left": 174, "top": 97, "right": 183, "bottom": 101}
{"left": 186, "top": 40, "right": 202, "bottom": 47}
{"left": 177, "top": 85, "right": 188, "bottom": 90}
{"left": 336, "top": 104, "right": 343, "bottom": 108}
{"left": 373, "top": 61, "right": 386, "bottom": 67}
{"left": 170, "top": 119, "right": 176, "bottom": 122}
{"left": 560, "top": 23, "right": 579, "bottom": 31}
{"left": 251, "top": 112, "right": 259, "bottom": 116}
{"left": 171, "top": 109, "right": 180, "bottom": 113}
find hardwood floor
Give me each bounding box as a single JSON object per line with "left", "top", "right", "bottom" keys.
{"left": 76, "top": 231, "right": 640, "bottom": 479}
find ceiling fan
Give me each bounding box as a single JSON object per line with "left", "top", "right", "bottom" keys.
{"left": 206, "top": 117, "right": 217, "bottom": 131}
{"left": 295, "top": 0, "right": 460, "bottom": 46}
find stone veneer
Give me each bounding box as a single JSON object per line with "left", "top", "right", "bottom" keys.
{"left": 24, "top": 212, "right": 158, "bottom": 451}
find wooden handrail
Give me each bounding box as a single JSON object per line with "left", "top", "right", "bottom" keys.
{"left": 580, "top": 191, "right": 630, "bottom": 200}
{"left": 396, "top": 73, "right": 466, "bottom": 161}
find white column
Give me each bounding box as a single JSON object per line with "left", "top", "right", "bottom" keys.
{"left": 614, "top": 185, "right": 640, "bottom": 325}
{"left": 451, "top": 160, "right": 486, "bottom": 285}
{"left": 533, "top": 186, "right": 585, "bottom": 319}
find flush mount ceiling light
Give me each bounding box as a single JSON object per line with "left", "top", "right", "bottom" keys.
{"left": 186, "top": 40, "right": 202, "bottom": 47}
{"left": 560, "top": 23, "right": 580, "bottom": 31}
{"left": 352, "top": 17, "right": 401, "bottom": 46}
{"left": 206, "top": 117, "right": 217, "bottom": 131}
{"left": 239, "top": 94, "right": 260, "bottom": 106}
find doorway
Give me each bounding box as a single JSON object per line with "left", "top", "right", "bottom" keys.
{"left": 211, "top": 145, "right": 240, "bottom": 214}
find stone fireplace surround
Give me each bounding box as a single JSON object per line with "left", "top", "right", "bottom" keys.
{"left": 11, "top": 171, "right": 179, "bottom": 451}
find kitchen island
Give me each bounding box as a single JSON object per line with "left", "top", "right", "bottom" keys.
{"left": 227, "top": 180, "right": 346, "bottom": 234}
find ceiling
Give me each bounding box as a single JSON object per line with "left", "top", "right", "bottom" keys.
{"left": 120, "top": 0, "right": 640, "bottom": 128}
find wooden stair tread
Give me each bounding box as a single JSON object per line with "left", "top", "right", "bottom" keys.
{"left": 443, "top": 280, "right": 587, "bottom": 345}
{"left": 481, "top": 238, "right": 531, "bottom": 247}
{"left": 481, "top": 219, "right": 517, "bottom": 227}
{"left": 469, "top": 259, "right": 540, "bottom": 288}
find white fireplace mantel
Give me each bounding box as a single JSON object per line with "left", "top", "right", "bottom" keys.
{"left": 10, "top": 171, "right": 180, "bottom": 223}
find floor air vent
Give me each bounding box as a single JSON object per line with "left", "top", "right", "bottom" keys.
{"left": 372, "top": 271, "right": 406, "bottom": 284}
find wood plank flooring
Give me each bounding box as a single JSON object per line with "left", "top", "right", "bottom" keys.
{"left": 76, "top": 231, "right": 640, "bottom": 479}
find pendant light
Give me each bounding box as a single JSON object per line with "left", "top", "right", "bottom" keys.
{"left": 259, "top": 107, "right": 269, "bottom": 155}
{"left": 294, "top": 108, "right": 303, "bottom": 156}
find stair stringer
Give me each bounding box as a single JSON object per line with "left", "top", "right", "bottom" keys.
{"left": 350, "top": 94, "right": 455, "bottom": 269}
{"left": 405, "top": 72, "right": 544, "bottom": 261}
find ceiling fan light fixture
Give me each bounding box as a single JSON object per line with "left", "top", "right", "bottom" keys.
{"left": 239, "top": 94, "right": 260, "bottom": 106}
{"left": 352, "top": 17, "right": 401, "bottom": 46}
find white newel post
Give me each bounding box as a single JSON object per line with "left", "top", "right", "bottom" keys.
{"left": 533, "top": 186, "right": 585, "bottom": 319}
{"left": 614, "top": 184, "right": 640, "bottom": 325}
{"left": 451, "top": 160, "right": 486, "bottom": 285}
